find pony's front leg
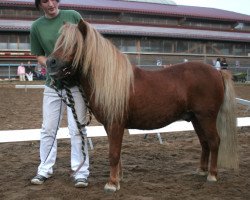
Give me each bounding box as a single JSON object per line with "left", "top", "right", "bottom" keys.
{"left": 118, "top": 158, "right": 123, "bottom": 181}
{"left": 104, "top": 126, "right": 124, "bottom": 193}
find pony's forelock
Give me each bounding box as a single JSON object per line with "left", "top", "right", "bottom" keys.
{"left": 54, "top": 23, "right": 84, "bottom": 68}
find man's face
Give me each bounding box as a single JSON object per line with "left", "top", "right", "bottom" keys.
{"left": 40, "top": 0, "right": 59, "bottom": 18}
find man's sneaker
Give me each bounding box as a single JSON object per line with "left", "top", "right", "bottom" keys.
{"left": 74, "top": 178, "right": 88, "bottom": 188}
{"left": 31, "top": 175, "right": 48, "bottom": 185}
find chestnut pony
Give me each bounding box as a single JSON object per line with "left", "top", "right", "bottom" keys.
{"left": 47, "top": 19, "right": 238, "bottom": 192}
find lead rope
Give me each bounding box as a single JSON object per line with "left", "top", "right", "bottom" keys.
{"left": 50, "top": 79, "right": 92, "bottom": 177}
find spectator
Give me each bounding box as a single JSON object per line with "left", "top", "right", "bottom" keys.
{"left": 236, "top": 60, "right": 240, "bottom": 67}
{"left": 41, "top": 66, "right": 47, "bottom": 78}
{"left": 26, "top": 72, "right": 33, "bottom": 81}
{"left": 221, "top": 58, "right": 228, "bottom": 70}
{"left": 214, "top": 58, "right": 221, "bottom": 70}
{"left": 17, "top": 63, "right": 26, "bottom": 81}
{"left": 36, "top": 64, "right": 47, "bottom": 80}
{"left": 26, "top": 61, "right": 33, "bottom": 74}
{"left": 35, "top": 63, "right": 46, "bottom": 80}
{"left": 26, "top": 61, "right": 34, "bottom": 81}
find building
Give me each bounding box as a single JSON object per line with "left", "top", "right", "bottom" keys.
{"left": 0, "top": 0, "right": 250, "bottom": 77}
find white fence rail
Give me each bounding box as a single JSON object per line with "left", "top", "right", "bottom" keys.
{"left": 0, "top": 117, "right": 249, "bottom": 144}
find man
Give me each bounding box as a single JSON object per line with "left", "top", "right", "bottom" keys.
{"left": 30, "top": 0, "right": 89, "bottom": 188}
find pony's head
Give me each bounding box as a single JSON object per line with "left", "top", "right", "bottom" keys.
{"left": 47, "top": 19, "right": 134, "bottom": 124}
{"left": 46, "top": 21, "right": 87, "bottom": 79}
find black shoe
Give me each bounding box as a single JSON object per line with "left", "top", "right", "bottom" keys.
{"left": 74, "top": 178, "right": 88, "bottom": 188}
{"left": 31, "top": 175, "right": 48, "bottom": 185}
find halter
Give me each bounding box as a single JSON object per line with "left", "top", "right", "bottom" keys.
{"left": 50, "top": 78, "right": 92, "bottom": 176}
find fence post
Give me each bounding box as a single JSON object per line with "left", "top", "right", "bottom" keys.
{"left": 8, "top": 64, "right": 11, "bottom": 80}
{"left": 248, "top": 68, "right": 249, "bottom": 81}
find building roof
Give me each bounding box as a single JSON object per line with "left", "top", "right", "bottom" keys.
{"left": 121, "top": 0, "right": 177, "bottom": 5}
{"left": 1, "top": 0, "right": 250, "bottom": 23}
{"left": 1, "top": 19, "right": 250, "bottom": 43}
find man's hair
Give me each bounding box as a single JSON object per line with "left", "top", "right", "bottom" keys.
{"left": 35, "top": 0, "right": 60, "bottom": 10}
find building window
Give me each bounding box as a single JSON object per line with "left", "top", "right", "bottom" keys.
{"left": 188, "top": 41, "right": 204, "bottom": 54}
{"left": 0, "top": 33, "right": 30, "bottom": 50}
{"left": 175, "top": 40, "right": 188, "bottom": 53}
{"left": 206, "top": 41, "right": 248, "bottom": 56}
{"left": 0, "top": 8, "right": 40, "bottom": 19}
{"left": 121, "top": 38, "right": 137, "bottom": 52}
{"left": 107, "top": 36, "right": 137, "bottom": 52}
{"left": 234, "top": 44, "right": 245, "bottom": 55}
{"left": 246, "top": 44, "right": 250, "bottom": 56}
{"left": 163, "top": 40, "right": 173, "bottom": 53}
{"left": 0, "top": 34, "right": 8, "bottom": 49}
{"left": 150, "top": 39, "right": 164, "bottom": 53}
{"left": 140, "top": 38, "right": 151, "bottom": 52}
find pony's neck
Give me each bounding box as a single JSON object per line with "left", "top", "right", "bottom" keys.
{"left": 79, "top": 76, "right": 92, "bottom": 100}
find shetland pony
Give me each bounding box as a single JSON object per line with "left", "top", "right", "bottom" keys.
{"left": 47, "top": 19, "right": 238, "bottom": 192}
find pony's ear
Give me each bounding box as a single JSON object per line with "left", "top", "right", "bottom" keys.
{"left": 78, "top": 18, "right": 87, "bottom": 39}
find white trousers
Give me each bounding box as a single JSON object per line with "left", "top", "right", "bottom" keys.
{"left": 37, "top": 86, "right": 89, "bottom": 179}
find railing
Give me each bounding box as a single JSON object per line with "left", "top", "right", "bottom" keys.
{"left": 138, "top": 65, "right": 250, "bottom": 81}
{"left": 0, "top": 64, "right": 19, "bottom": 79}
{"left": 0, "top": 63, "right": 250, "bottom": 81}
{"left": 0, "top": 64, "right": 37, "bottom": 79}
{"left": 228, "top": 67, "right": 250, "bottom": 82}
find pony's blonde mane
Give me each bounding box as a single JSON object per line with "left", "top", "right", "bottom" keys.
{"left": 54, "top": 21, "right": 134, "bottom": 123}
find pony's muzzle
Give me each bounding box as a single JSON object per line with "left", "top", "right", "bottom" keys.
{"left": 46, "top": 57, "right": 73, "bottom": 79}
{"left": 46, "top": 57, "right": 59, "bottom": 76}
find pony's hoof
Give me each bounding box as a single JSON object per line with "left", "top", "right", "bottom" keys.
{"left": 207, "top": 174, "right": 217, "bottom": 182}
{"left": 196, "top": 168, "right": 208, "bottom": 176}
{"left": 104, "top": 183, "right": 120, "bottom": 193}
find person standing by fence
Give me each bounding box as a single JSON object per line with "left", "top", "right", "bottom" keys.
{"left": 221, "top": 57, "right": 228, "bottom": 70}
{"left": 214, "top": 58, "right": 221, "bottom": 70}
{"left": 17, "top": 63, "right": 26, "bottom": 81}
{"left": 25, "top": 61, "right": 34, "bottom": 81}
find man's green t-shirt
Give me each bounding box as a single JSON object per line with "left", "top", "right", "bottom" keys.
{"left": 30, "top": 10, "right": 81, "bottom": 88}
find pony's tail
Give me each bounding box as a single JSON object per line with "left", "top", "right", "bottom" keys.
{"left": 217, "top": 70, "right": 239, "bottom": 170}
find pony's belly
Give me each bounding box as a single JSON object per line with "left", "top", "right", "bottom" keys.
{"left": 126, "top": 116, "right": 176, "bottom": 130}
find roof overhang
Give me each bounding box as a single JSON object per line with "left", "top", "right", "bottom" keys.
{"left": 1, "top": 19, "right": 250, "bottom": 43}
{"left": 1, "top": 0, "right": 250, "bottom": 23}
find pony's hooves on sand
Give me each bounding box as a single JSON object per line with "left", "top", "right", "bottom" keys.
{"left": 207, "top": 174, "right": 217, "bottom": 182}
{"left": 196, "top": 168, "right": 208, "bottom": 176}
{"left": 104, "top": 183, "right": 120, "bottom": 193}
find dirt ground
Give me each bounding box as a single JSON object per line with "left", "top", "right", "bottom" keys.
{"left": 0, "top": 81, "right": 249, "bottom": 200}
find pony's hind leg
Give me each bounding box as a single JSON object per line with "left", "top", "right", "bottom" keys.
{"left": 192, "top": 117, "right": 220, "bottom": 181}
{"left": 206, "top": 127, "right": 220, "bottom": 182}
{"left": 192, "top": 119, "right": 210, "bottom": 176}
